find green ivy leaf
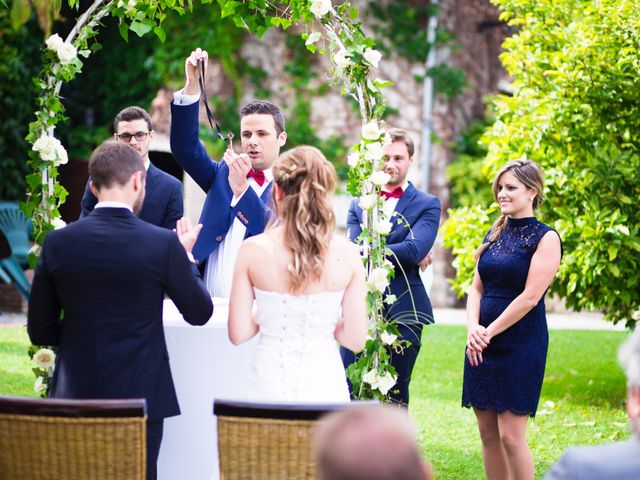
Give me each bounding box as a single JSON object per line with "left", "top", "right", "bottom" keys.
{"left": 130, "top": 20, "right": 153, "bottom": 37}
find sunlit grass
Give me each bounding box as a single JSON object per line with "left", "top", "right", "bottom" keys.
{"left": 411, "top": 325, "right": 628, "bottom": 479}
{"left": 0, "top": 323, "right": 630, "bottom": 479}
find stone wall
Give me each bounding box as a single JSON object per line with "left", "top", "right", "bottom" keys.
{"left": 155, "top": 0, "right": 510, "bottom": 307}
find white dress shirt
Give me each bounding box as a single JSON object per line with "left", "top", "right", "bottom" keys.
{"left": 173, "top": 87, "right": 272, "bottom": 297}
{"left": 204, "top": 170, "right": 272, "bottom": 298}
{"left": 94, "top": 201, "right": 133, "bottom": 211}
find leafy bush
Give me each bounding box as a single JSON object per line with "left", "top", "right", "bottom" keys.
{"left": 443, "top": 0, "right": 640, "bottom": 326}
{"left": 0, "top": 12, "right": 41, "bottom": 200}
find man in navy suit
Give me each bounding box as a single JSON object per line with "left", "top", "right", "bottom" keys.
{"left": 170, "top": 47, "right": 287, "bottom": 297}
{"left": 28, "top": 141, "right": 213, "bottom": 480}
{"left": 341, "top": 128, "right": 441, "bottom": 406}
{"left": 80, "top": 106, "right": 184, "bottom": 229}
{"left": 544, "top": 328, "right": 640, "bottom": 480}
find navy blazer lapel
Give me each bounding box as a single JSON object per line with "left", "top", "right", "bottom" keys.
{"left": 389, "top": 183, "right": 417, "bottom": 239}
{"left": 144, "top": 163, "right": 160, "bottom": 198}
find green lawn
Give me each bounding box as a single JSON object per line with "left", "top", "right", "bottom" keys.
{"left": 412, "top": 325, "right": 628, "bottom": 479}
{"left": 0, "top": 323, "right": 629, "bottom": 479}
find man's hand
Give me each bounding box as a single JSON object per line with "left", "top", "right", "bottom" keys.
{"left": 175, "top": 217, "right": 202, "bottom": 255}
{"left": 419, "top": 252, "right": 433, "bottom": 271}
{"left": 184, "top": 48, "right": 208, "bottom": 95}
{"left": 224, "top": 146, "right": 251, "bottom": 197}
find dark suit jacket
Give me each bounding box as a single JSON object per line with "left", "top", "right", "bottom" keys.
{"left": 170, "top": 101, "right": 272, "bottom": 264}
{"left": 347, "top": 183, "right": 441, "bottom": 340}
{"left": 544, "top": 437, "right": 640, "bottom": 480}
{"left": 80, "top": 163, "right": 184, "bottom": 230}
{"left": 27, "top": 208, "right": 213, "bottom": 420}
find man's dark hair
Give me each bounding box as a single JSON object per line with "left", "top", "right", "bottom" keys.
{"left": 89, "top": 141, "right": 145, "bottom": 190}
{"left": 240, "top": 101, "right": 285, "bottom": 135}
{"left": 113, "top": 106, "right": 152, "bottom": 133}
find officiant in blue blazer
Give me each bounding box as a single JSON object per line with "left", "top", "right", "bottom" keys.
{"left": 28, "top": 141, "right": 213, "bottom": 480}
{"left": 80, "top": 106, "right": 184, "bottom": 229}
{"left": 341, "top": 128, "right": 441, "bottom": 406}
{"left": 170, "top": 48, "right": 287, "bottom": 297}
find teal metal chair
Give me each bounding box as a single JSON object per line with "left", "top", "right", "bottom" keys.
{"left": 0, "top": 230, "right": 30, "bottom": 301}
{"left": 0, "top": 202, "right": 31, "bottom": 267}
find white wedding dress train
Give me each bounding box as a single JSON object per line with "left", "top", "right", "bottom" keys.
{"left": 248, "top": 287, "right": 351, "bottom": 402}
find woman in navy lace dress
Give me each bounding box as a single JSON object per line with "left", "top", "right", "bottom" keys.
{"left": 462, "top": 159, "right": 562, "bottom": 480}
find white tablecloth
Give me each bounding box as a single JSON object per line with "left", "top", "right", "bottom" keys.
{"left": 157, "top": 298, "right": 257, "bottom": 480}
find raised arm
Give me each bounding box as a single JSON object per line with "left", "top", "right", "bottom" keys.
{"left": 228, "top": 240, "right": 259, "bottom": 344}
{"left": 166, "top": 224, "right": 212, "bottom": 325}
{"left": 387, "top": 195, "right": 441, "bottom": 266}
{"left": 170, "top": 48, "right": 221, "bottom": 192}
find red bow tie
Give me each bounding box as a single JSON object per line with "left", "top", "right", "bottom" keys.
{"left": 247, "top": 169, "right": 266, "bottom": 187}
{"left": 379, "top": 186, "right": 404, "bottom": 200}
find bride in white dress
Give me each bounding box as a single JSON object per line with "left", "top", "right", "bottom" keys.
{"left": 228, "top": 145, "right": 367, "bottom": 402}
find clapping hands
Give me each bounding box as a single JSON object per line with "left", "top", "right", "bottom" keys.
{"left": 466, "top": 324, "right": 490, "bottom": 367}
{"left": 223, "top": 145, "right": 251, "bottom": 197}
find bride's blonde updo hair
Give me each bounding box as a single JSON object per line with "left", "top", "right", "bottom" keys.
{"left": 271, "top": 145, "right": 337, "bottom": 291}
{"left": 474, "top": 158, "right": 545, "bottom": 261}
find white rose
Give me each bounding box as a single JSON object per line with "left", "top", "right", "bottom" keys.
{"left": 376, "top": 371, "right": 397, "bottom": 395}
{"left": 45, "top": 34, "right": 64, "bottom": 52}
{"left": 361, "top": 120, "right": 384, "bottom": 141}
{"left": 347, "top": 152, "right": 361, "bottom": 167}
{"left": 369, "top": 267, "right": 390, "bottom": 293}
{"left": 632, "top": 310, "right": 640, "bottom": 321}
{"left": 57, "top": 42, "right": 77, "bottom": 65}
{"left": 33, "top": 348, "right": 56, "bottom": 369}
{"left": 372, "top": 218, "right": 392, "bottom": 235}
{"left": 32, "top": 134, "right": 60, "bottom": 162}
{"left": 384, "top": 294, "right": 397, "bottom": 305}
{"left": 370, "top": 170, "right": 391, "bottom": 186}
{"left": 358, "top": 194, "right": 377, "bottom": 211}
{"left": 128, "top": 0, "right": 136, "bottom": 7}
{"left": 362, "top": 369, "right": 378, "bottom": 386}
{"left": 363, "top": 48, "right": 382, "bottom": 68}
{"left": 51, "top": 217, "right": 67, "bottom": 230}
{"left": 364, "top": 142, "right": 384, "bottom": 161}
{"left": 310, "top": 0, "right": 331, "bottom": 18}
{"left": 55, "top": 142, "right": 68, "bottom": 164}
{"left": 380, "top": 331, "right": 398, "bottom": 345}
{"left": 34, "top": 376, "right": 47, "bottom": 395}
{"left": 383, "top": 131, "right": 393, "bottom": 146}
{"left": 333, "top": 49, "right": 350, "bottom": 68}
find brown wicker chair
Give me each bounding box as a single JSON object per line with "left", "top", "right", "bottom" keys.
{"left": 0, "top": 396, "right": 147, "bottom": 480}
{"left": 214, "top": 399, "right": 376, "bottom": 480}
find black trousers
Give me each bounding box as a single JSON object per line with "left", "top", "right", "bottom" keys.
{"left": 146, "top": 418, "right": 164, "bottom": 480}
{"left": 341, "top": 324, "right": 423, "bottom": 406}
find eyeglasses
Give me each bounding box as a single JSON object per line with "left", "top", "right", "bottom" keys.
{"left": 116, "top": 131, "right": 149, "bottom": 143}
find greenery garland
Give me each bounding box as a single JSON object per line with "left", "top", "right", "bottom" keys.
{"left": 26, "top": 0, "right": 407, "bottom": 401}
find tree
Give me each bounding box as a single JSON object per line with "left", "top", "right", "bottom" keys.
{"left": 443, "top": 0, "right": 640, "bottom": 327}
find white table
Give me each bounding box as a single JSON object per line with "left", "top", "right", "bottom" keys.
{"left": 157, "top": 298, "right": 258, "bottom": 480}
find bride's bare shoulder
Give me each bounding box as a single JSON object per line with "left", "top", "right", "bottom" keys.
{"left": 330, "top": 236, "right": 361, "bottom": 259}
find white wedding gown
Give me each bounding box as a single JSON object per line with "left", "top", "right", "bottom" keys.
{"left": 248, "top": 287, "right": 351, "bottom": 402}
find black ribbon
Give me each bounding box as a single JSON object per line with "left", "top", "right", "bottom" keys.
{"left": 198, "top": 59, "right": 231, "bottom": 142}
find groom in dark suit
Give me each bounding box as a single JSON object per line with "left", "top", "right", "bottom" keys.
{"left": 341, "top": 128, "right": 441, "bottom": 406}
{"left": 28, "top": 141, "right": 213, "bottom": 480}
{"left": 170, "top": 47, "right": 287, "bottom": 297}
{"left": 80, "top": 106, "right": 184, "bottom": 229}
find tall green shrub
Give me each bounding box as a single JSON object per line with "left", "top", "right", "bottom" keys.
{"left": 443, "top": 0, "right": 640, "bottom": 327}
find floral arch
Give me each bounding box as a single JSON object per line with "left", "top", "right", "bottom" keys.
{"left": 28, "top": 0, "right": 406, "bottom": 400}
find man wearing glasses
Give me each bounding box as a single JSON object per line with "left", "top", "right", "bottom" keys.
{"left": 80, "top": 106, "right": 184, "bottom": 229}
